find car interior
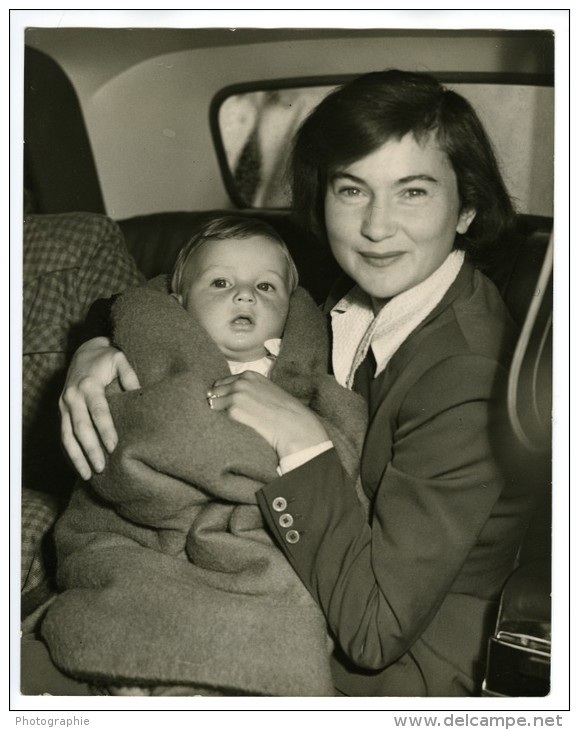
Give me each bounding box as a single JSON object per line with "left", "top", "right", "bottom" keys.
{"left": 19, "top": 25, "right": 555, "bottom": 698}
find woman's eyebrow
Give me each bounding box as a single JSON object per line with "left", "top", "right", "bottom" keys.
{"left": 395, "top": 174, "right": 439, "bottom": 186}
{"left": 330, "top": 171, "right": 365, "bottom": 185}
{"left": 331, "top": 171, "right": 439, "bottom": 186}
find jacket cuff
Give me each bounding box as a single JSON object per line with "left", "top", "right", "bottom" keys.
{"left": 257, "top": 448, "right": 357, "bottom": 558}
{"left": 276, "top": 440, "right": 334, "bottom": 476}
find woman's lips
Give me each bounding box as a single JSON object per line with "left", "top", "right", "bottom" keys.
{"left": 359, "top": 251, "right": 405, "bottom": 268}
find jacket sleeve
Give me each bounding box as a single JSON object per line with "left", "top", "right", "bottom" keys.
{"left": 257, "top": 353, "right": 509, "bottom": 670}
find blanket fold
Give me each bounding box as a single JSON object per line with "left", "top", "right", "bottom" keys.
{"left": 42, "top": 277, "right": 367, "bottom": 696}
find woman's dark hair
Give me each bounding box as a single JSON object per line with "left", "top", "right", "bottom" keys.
{"left": 291, "top": 70, "right": 515, "bottom": 263}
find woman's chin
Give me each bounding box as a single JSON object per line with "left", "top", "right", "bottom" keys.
{"left": 360, "top": 279, "right": 406, "bottom": 304}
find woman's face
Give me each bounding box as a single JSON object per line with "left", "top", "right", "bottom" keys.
{"left": 324, "top": 132, "right": 476, "bottom": 312}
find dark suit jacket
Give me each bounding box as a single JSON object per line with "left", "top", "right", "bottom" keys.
{"left": 258, "top": 260, "right": 536, "bottom": 696}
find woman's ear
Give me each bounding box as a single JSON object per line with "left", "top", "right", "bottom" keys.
{"left": 170, "top": 292, "right": 183, "bottom": 305}
{"left": 456, "top": 207, "right": 477, "bottom": 235}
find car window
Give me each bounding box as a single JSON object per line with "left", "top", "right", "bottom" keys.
{"left": 217, "top": 86, "right": 335, "bottom": 208}
{"left": 213, "top": 77, "right": 554, "bottom": 216}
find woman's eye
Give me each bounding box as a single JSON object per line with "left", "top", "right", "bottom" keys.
{"left": 403, "top": 188, "right": 427, "bottom": 199}
{"left": 211, "top": 278, "right": 229, "bottom": 288}
{"left": 339, "top": 187, "right": 363, "bottom": 198}
{"left": 257, "top": 282, "right": 275, "bottom": 292}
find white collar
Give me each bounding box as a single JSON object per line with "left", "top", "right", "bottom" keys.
{"left": 226, "top": 338, "right": 281, "bottom": 377}
{"left": 330, "top": 251, "right": 465, "bottom": 388}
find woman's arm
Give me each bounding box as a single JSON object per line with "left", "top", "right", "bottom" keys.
{"left": 255, "top": 355, "right": 512, "bottom": 670}
{"left": 59, "top": 337, "right": 140, "bottom": 479}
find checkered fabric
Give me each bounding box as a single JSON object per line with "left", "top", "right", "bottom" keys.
{"left": 21, "top": 213, "right": 143, "bottom": 620}
{"left": 21, "top": 488, "right": 59, "bottom": 589}
{"left": 20, "top": 487, "right": 60, "bottom": 634}
{"left": 22, "top": 213, "right": 143, "bottom": 497}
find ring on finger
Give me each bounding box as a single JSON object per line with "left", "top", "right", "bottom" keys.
{"left": 206, "top": 391, "right": 219, "bottom": 409}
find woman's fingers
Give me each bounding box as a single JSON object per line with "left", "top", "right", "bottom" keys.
{"left": 211, "top": 373, "right": 246, "bottom": 388}
{"left": 60, "top": 383, "right": 111, "bottom": 475}
{"left": 206, "top": 390, "right": 233, "bottom": 412}
{"left": 116, "top": 354, "right": 141, "bottom": 392}
{"left": 207, "top": 372, "right": 264, "bottom": 413}
{"left": 60, "top": 409, "right": 92, "bottom": 481}
{"left": 84, "top": 386, "right": 119, "bottom": 454}
{"left": 208, "top": 371, "right": 253, "bottom": 400}
{"left": 207, "top": 371, "right": 329, "bottom": 457}
{"left": 58, "top": 339, "right": 134, "bottom": 478}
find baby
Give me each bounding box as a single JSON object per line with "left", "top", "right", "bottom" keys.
{"left": 114, "top": 216, "right": 308, "bottom": 695}
{"left": 171, "top": 215, "right": 299, "bottom": 377}
{"left": 43, "top": 216, "right": 367, "bottom": 697}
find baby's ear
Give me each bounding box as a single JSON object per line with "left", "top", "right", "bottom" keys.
{"left": 170, "top": 292, "right": 183, "bottom": 305}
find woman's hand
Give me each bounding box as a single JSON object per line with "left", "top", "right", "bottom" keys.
{"left": 59, "top": 337, "right": 141, "bottom": 480}
{"left": 207, "top": 371, "right": 329, "bottom": 459}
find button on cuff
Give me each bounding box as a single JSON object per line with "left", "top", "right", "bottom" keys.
{"left": 279, "top": 513, "right": 294, "bottom": 528}
{"left": 285, "top": 529, "right": 300, "bottom": 544}
{"left": 272, "top": 497, "right": 287, "bottom": 512}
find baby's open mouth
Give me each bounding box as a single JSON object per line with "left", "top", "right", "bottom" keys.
{"left": 231, "top": 314, "right": 254, "bottom": 326}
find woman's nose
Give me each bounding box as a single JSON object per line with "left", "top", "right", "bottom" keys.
{"left": 361, "top": 201, "right": 397, "bottom": 242}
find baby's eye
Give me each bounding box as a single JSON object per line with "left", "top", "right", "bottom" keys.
{"left": 257, "top": 282, "right": 275, "bottom": 292}
{"left": 211, "top": 278, "right": 230, "bottom": 288}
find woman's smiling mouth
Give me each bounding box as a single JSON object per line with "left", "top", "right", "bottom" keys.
{"left": 359, "top": 251, "right": 405, "bottom": 268}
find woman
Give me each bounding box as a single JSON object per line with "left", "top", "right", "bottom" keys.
{"left": 58, "top": 71, "right": 534, "bottom": 696}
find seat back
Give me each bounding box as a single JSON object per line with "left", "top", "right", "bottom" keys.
{"left": 24, "top": 46, "right": 105, "bottom": 215}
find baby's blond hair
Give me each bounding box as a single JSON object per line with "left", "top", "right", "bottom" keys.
{"left": 171, "top": 215, "right": 299, "bottom": 296}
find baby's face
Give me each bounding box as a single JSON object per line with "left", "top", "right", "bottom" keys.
{"left": 176, "top": 236, "right": 292, "bottom": 362}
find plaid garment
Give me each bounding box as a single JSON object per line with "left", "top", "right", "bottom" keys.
{"left": 22, "top": 212, "right": 143, "bottom": 497}
{"left": 21, "top": 213, "right": 143, "bottom": 613}
{"left": 21, "top": 488, "right": 59, "bottom": 631}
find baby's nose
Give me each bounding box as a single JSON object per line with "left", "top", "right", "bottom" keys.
{"left": 234, "top": 286, "right": 255, "bottom": 302}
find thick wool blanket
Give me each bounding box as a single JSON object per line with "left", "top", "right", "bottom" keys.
{"left": 43, "top": 277, "right": 367, "bottom": 696}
